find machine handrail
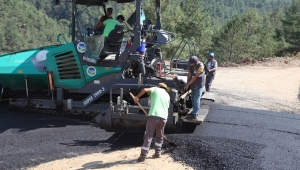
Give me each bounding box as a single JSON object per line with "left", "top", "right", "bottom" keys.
{"left": 169, "top": 40, "right": 196, "bottom": 71}
{"left": 109, "top": 84, "right": 155, "bottom": 104}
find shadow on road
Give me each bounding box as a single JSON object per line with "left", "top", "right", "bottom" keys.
{"left": 76, "top": 160, "right": 137, "bottom": 170}
{"left": 59, "top": 132, "right": 144, "bottom": 152}
{"left": 0, "top": 102, "right": 90, "bottom": 133}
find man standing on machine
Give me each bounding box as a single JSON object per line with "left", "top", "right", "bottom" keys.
{"left": 92, "top": 15, "right": 125, "bottom": 56}
{"left": 95, "top": 7, "right": 114, "bottom": 33}
{"left": 99, "top": 7, "right": 114, "bottom": 22}
{"left": 184, "top": 56, "right": 206, "bottom": 120}
{"left": 133, "top": 83, "right": 170, "bottom": 162}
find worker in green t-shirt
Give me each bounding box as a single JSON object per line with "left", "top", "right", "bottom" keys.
{"left": 94, "top": 15, "right": 125, "bottom": 36}
{"left": 133, "top": 83, "right": 171, "bottom": 162}
{"left": 93, "top": 15, "right": 125, "bottom": 56}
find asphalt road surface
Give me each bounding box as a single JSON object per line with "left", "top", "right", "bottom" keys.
{"left": 1, "top": 101, "right": 300, "bottom": 170}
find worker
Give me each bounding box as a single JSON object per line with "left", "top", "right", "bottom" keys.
{"left": 184, "top": 56, "right": 206, "bottom": 120}
{"left": 94, "top": 7, "right": 114, "bottom": 33}
{"left": 133, "top": 83, "right": 170, "bottom": 162}
{"left": 205, "top": 53, "right": 217, "bottom": 92}
{"left": 92, "top": 15, "right": 125, "bottom": 55}
{"left": 94, "top": 15, "right": 125, "bottom": 36}
{"left": 99, "top": 7, "right": 113, "bottom": 22}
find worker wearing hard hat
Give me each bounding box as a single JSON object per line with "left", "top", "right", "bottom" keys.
{"left": 205, "top": 53, "right": 218, "bottom": 92}
{"left": 133, "top": 83, "right": 170, "bottom": 162}
{"left": 184, "top": 56, "right": 206, "bottom": 120}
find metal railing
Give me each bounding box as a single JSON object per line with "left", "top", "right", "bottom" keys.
{"left": 169, "top": 40, "right": 197, "bottom": 71}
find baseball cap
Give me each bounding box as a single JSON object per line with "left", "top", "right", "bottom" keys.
{"left": 187, "top": 56, "right": 199, "bottom": 66}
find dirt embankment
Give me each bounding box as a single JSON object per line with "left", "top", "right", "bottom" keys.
{"left": 220, "top": 56, "right": 300, "bottom": 68}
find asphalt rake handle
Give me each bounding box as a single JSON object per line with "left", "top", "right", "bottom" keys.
{"left": 129, "top": 92, "right": 177, "bottom": 147}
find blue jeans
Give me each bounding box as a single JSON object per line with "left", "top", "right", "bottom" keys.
{"left": 191, "top": 87, "right": 203, "bottom": 116}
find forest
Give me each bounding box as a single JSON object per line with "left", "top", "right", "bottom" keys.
{"left": 0, "top": 0, "right": 299, "bottom": 64}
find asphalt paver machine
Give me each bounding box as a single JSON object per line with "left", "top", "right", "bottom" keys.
{"left": 0, "top": 0, "right": 213, "bottom": 133}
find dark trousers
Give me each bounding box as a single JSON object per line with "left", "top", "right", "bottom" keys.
{"left": 140, "top": 116, "right": 167, "bottom": 157}
{"left": 205, "top": 75, "right": 215, "bottom": 92}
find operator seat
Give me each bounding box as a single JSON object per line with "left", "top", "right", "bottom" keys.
{"left": 99, "top": 24, "right": 125, "bottom": 61}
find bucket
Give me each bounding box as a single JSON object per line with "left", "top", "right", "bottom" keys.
{"left": 136, "top": 42, "right": 146, "bottom": 53}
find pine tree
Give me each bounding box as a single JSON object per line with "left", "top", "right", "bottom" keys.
{"left": 282, "top": 0, "right": 300, "bottom": 53}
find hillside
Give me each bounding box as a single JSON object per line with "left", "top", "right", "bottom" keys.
{"left": 0, "top": 0, "right": 299, "bottom": 63}
{"left": 0, "top": 0, "right": 69, "bottom": 53}
{"left": 203, "top": 0, "right": 292, "bottom": 23}
{"left": 171, "top": 0, "right": 292, "bottom": 24}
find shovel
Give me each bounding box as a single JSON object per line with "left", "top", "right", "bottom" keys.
{"left": 129, "top": 92, "right": 177, "bottom": 147}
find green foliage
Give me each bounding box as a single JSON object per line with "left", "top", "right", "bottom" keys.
{"left": 197, "top": 0, "right": 292, "bottom": 25}
{"left": 213, "top": 15, "right": 244, "bottom": 62}
{"left": 0, "top": 0, "right": 68, "bottom": 53}
{"left": 282, "top": 0, "right": 300, "bottom": 53}
{"left": 0, "top": 0, "right": 298, "bottom": 65}
{"left": 212, "top": 10, "right": 279, "bottom": 62}
{"left": 175, "top": 0, "right": 213, "bottom": 60}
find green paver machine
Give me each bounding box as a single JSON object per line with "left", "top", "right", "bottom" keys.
{"left": 0, "top": 0, "right": 212, "bottom": 133}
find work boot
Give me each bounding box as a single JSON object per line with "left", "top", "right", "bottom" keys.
{"left": 185, "top": 114, "right": 200, "bottom": 121}
{"left": 185, "top": 114, "right": 196, "bottom": 120}
{"left": 138, "top": 156, "right": 146, "bottom": 162}
{"left": 152, "top": 154, "right": 161, "bottom": 158}
{"left": 185, "top": 114, "right": 192, "bottom": 119}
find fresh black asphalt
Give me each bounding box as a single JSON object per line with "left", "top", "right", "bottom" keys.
{"left": 0, "top": 103, "right": 144, "bottom": 170}
{"left": 1, "top": 102, "right": 300, "bottom": 170}
{"left": 168, "top": 105, "right": 300, "bottom": 169}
